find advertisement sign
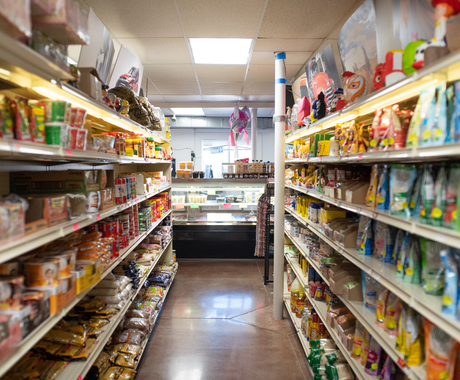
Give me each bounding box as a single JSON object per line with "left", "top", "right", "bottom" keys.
{"left": 109, "top": 45, "right": 144, "bottom": 95}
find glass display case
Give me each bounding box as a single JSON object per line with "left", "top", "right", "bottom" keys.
{"left": 172, "top": 178, "right": 266, "bottom": 224}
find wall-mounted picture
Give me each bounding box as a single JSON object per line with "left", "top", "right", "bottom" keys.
{"left": 109, "top": 46, "right": 144, "bottom": 95}
{"left": 78, "top": 8, "right": 115, "bottom": 84}
{"left": 304, "top": 44, "right": 342, "bottom": 112}
{"left": 338, "top": 0, "right": 378, "bottom": 93}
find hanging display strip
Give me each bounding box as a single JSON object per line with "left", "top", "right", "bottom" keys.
{"left": 55, "top": 250, "right": 176, "bottom": 380}
{"left": 284, "top": 252, "right": 424, "bottom": 380}
{"left": 0, "top": 218, "right": 172, "bottom": 379}
{"left": 0, "top": 185, "right": 171, "bottom": 264}
{"left": 286, "top": 184, "right": 460, "bottom": 250}
{"left": 285, "top": 49, "right": 460, "bottom": 145}
{"left": 284, "top": 203, "right": 460, "bottom": 345}
{"left": 285, "top": 142, "right": 460, "bottom": 164}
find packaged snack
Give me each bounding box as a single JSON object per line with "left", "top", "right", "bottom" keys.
{"left": 112, "top": 329, "right": 144, "bottom": 345}
{"left": 409, "top": 170, "right": 423, "bottom": 217}
{"left": 390, "top": 165, "right": 417, "bottom": 217}
{"left": 376, "top": 285, "right": 389, "bottom": 327}
{"left": 0, "top": 97, "right": 14, "bottom": 139}
{"left": 101, "top": 367, "right": 136, "bottom": 380}
{"left": 405, "top": 308, "right": 424, "bottom": 366}
{"left": 424, "top": 319, "right": 459, "bottom": 380}
{"left": 367, "top": 170, "right": 380, "bottom": 206}
{"left": 445, "top": 166, "right": 460, "bottom": 229}
{"left": 404, "top": 236, "right": 421, "bottom": 285}
{"left": 11, "top": 97, "right": 32, "bottom": 141}
{"left": 396, "top": 302, "right": 407, "bottom": 353}
{"left": 406, "top": 96, "right": 422, "bottom": 147}
{"left": 115, "top": 353, "right": 136, "bottom": 368}
{"left": 29, "top": 103, "right": 46, "bottom": 143}
{"left": 440, "top": 249, "right": 459, "bottom": 316}
{"left": 450, "top": 81, "right": 460, "bottom": 143}
{"left": 365, "top": 337, "right": 385, "bottom": 376}
{"left": 376, "top": 165, "right": 389, "bottom": 210}
{"left": 0, "top": 275, "right": 24, "bottom": 309}
{"left": 44, "top": 328, "right": 85, "bottom": 346}
{"left": 420, "top": 166, "right": 435, "bottom": 225}
{"left": 352, "top": 321, "right": 365, "bottom": 359}
{"left": 394, "top": 108, "right": 412, "bottom": 149}
{"left": 326, "top": 363, "right": 354, "bottom": 380}
{"left": 386, "top": 229, "right": 404, "bottom": 264}
{"left": 369, "top": 109, "right": 383, "bottom": 152}
{"left": 91, "top": 352, "right": 111, "bottom": 378}
{"left": 396, "top": 233, "right": 409, "bottom": 279}
{"left": 373, "top": 221, "right": 386, "bottom": 261}
{"left": 420, "top": 238, "right": 447, "bottom": 296}
{"left": 358, "top": 217, "right": 374, "bottom": 256}
{"left": 419, "top": 87, "right": 436, "bottom": 147}
{"left": 381, "top": 356, "right": 397, "bottom": 380}
{"left": 377, "top": 107, "right": 394, "bottom": 151}
{"left": 431, "top": 166, "right": 447, "bottom": 227}
{"left": 446, "top": 86, "right": 455, "bottom": 143}
{"left": 432, "top": 82, "right": 448, "bottom": 146}
{"left": 361, "top": 330, "right": 371, "bottom": 366}
{"left": 123, "top": 317, "right": 150, "bottom": 334}
{"left": 362, "top": 272, "right": 379, "bottom": 310}
{"left": 384, "top": 292, "right": 401, "bottom": 336}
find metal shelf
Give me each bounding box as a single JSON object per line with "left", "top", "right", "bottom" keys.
{"left": 285, "top": 48, "right": 460, "bottom": 144}
{"left": 0, "top": 185, "right": 171, "bottom": 264}
{"left": 286, "top": 184, "right": 460, "bottom": 250}
{"left": 285, "top": 204, "right": 460, "bottom": 344}
{"left": 55, "top": 240, "right": 175, "bottom": 380}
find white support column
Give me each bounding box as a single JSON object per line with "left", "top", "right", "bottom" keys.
{"left": 251, "top": 108, "right": 258, "bottom": 161}
{"left": 273, "top": 52, "right": 286, "bottom": 320}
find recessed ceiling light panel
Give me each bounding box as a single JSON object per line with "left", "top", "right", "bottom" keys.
{"left": 171, "top": 108, "right": 205, "bottom": 116}
{"left": 190, "top": 38, "right": 252, "bottom": 65}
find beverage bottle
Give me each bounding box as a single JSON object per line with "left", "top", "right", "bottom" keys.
{"left": 296, "top": 289, "right": 306, "bottom": 318}
{"left": 309, "top": 312, "right": 319, "bottom": 340}
{"left": 291, "top": 290, "right": 299, "bottom": 314}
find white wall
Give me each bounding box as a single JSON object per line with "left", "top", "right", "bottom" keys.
{"left": 171, "top": 128, "right": 275, "bottom": 174}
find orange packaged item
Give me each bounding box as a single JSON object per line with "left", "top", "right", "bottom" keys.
{"left": 77, "top": 241, "right": 99, "bottom": 251}
{"left": 81, "top": 231, "right": 102, "bottom": 242}
{"left": 424, "top": 319, "right": 459, "bottom": 380}
{"left": 23, "top": 259, "right": 60, "bottom": 287}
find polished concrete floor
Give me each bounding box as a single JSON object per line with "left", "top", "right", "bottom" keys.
{"left": 136, "top": 259, "right": 312, "bottom": 380}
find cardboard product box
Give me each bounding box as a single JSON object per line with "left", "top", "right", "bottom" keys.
{"left": 25, "top": 195, "right": 68, "bottom": 228}
{"left": 338, "top": 319, "right": 356, "bottom": 351}
{"left": 75, "top": 260, "right": 101, "bottom": 294}
{"left": 342, "top": 281, "right": 364, "bottom": 302}
{"left": 100, "top": 187, "right": 115, "bottom": 210}
{"left": 335, "top": 182, "right": 356, "bottom": 200}
{"left": 325, "top": 219, "right": 354, "bottom": 239}
{"left": 78, "top": 68, "right": 103, "bottom": 102}
{"left": 330, "top": 272, "right": 361, "bottom": 295}
{"left": 345, "top": 182, "right": 369, "bottom": 204}
{"left": 10, "top": 170, "right": 113, "bottom": 194}
{"left": 337, "top": 225, "right": 359, "bottom": 248}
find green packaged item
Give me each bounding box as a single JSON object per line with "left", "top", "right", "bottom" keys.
{"left": 444, "top": 165, "right": 460, "bottom": 229}
{"left": 404, "top": 236, "right": 421, "bottom": 284}
{"left": 390, "top": 164, "right": 417, "bottom": 217}
{"left": 45, "top": 123, "right": 66, "bottom": 146}
{"left": 43, "top": 100, "right": 71, "bottom": 123}
{"left": 440, "top": 249, "right": 459, "bottom": 316}
{"left": 396, "top": 233, "right": 409, "bottom": 279}
{"left": 409, "top": 170, "right": 423, "bottom": 217}
{"left": 0, "top": 97, "right": 14, "bottom": 139}
{"left": 325, "top": 351, "right": 346, "bottom": 364}
{"left": 420, "top": 238, "right": 447, "bottom": 295}
{"left": 432, "top": 82, "right": 447, "bottom": 146}
{"left": 419, "top": 87, "right": 436, "bottom": 147}
{"left": 420, "top": 166, "right": 435, "bottom": 225}
{"left": 406, "top": 96, "right": 422, "bottom": 147}
{"left": 431, "top": 166, "right": 447, "bottom": 227}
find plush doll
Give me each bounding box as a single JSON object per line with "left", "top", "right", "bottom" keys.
{"left": 342, "top": 71, "right": 368, "bottom": 104}
{"left": 317, "top": 92, "right": 326, "bottom": 119}
{"left": 330, "top": 88, "right": 343, "bottom": 112}
{"left": 373, "top": 50, "right": 406, "bottom": 90}
{"left": 310, "top": 100, "right": 318, "bottom": 123}
{"left": 373, "top": 63, "right": 385, "bottom": 91}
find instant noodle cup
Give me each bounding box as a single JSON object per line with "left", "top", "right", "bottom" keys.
{"left": 45, "top": 252, "right": 74, "bottom": 279}
{"left": 43, "top": 100, "right": 70, "bottom": 122}
{"left": 23, "top": 259, "right": 59, "bottom": 287}
{"left": 0, "top": 275, "right": 24, "bottom": 310}
{"left": 45, "top": 123, "right": 67, "bottom": 146}
{"left": 0, "top": 262, "right": 20, "bottom": 276}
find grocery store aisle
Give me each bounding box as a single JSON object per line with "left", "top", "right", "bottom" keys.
{"left": 136, "top": 259, "right": 311, "bottom": 380}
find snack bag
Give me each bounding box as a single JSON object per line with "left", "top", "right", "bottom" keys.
{"left": 11, "top": 97, "right": 32, "bottom": 141}
{"left": 390, "top": 165, "right": 417, "bottom": 217}
{"left": 432, "top": 166, "right": 447, "bottom": 227}
{"left": 396, "top": 233, "right": 409, "bottom": 279}
{"left": 405, "top": 308, "right": 424, "bottom": 366}
{"left": 376, "top": 165, "right": 389, "bottom": 210}
{"left": 444, "top": 165, "right": 460, "bottom": 229}
{"left": 409, "top": 170, "right": 423, "bottom": 217}
{"left": 420, "top": 166, "right": 435, "bottom": 225}
{"left": 419, "top": 87, "right": 436, "bottom": 147}
{"left": 369, "top": 109, "right": 383, "bottom": 152}
{"left": 407, "top": 96, "right": 422, "bottom": 148}
{"left": 432, "top": 82, "right": 448, "bottom": 146}
{"left": 404, "top": 236, "right": 421, "bottom": 285}
{"left": 420, "top": 238, "right": 447, "bottom": 296}
{"left": 29, "top": 103, "right": 46, "bottom": 143}
{"left": 440, "top": 249, "right": 459, "bottom": 316}
{"left": 384, "top": 292, "right": 401, "bottom": 336}
{"left": 0, "top": 97, "right": 14, "bottom": 139}
{"left": 366, "top": 165, "right": 379, "bottom": 207}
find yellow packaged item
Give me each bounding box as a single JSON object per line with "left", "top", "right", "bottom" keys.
{"left": 115, "top": 353, "right": 136, "bottom": 368}
{"left": 366, "top": 165, "right": 379, "bottom": 207}
{"left": 101, "top": 367, "right": 136, "bottom": 380}
{"left": 44, "top": 328, "right": 86, "bottom": 347}
{"left": 93, "top": 352, "right": 112, "bottom": 378}
{"left": 404, "top": 307, "right": 424, "bottom": 366}
{"left": 36, "top": 360, "right": 68, "bottom": 380}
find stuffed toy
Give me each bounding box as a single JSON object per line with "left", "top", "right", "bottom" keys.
{"left": 317, "top": 92, "right": 326, "bottom": 119}
{"left": 297, "top": 96, "right": 310, "bottom": 126}
{"left": 373, "top": 63, "right": 385, "bottom": 91}
{"left": 342, "top": 71, "right": 368, "bottom": 104}
{"left": 310, "top": 100, "right": 318, "bottom": 123}
{"left": 330, "top": 88, "right": 344, "bottom": 112}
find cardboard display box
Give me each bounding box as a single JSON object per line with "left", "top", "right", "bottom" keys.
{"left": 25, "top": 195, "right": 68, "bottom": 229}
{"left": 78, "top": 68, "right": 103, "bottom": 102}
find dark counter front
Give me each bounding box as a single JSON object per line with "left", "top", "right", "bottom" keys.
{"left": 173, "top": 224, "right": 257, "bottom": 259}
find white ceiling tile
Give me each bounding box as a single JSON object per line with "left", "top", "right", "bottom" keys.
{"left": 162, "top": 95, "right": 203, "bottom": 102}
{"left": 259, "top": 0, "right": 357, "bottom": 39}
{"left": 176, "top": 0, "right": 266, "bottom": 38}
{"left": 250, "top": 51, "right": 313, "bottom": 65}
{"left": 146, "top": 79, "right": 160, "bottom": 95}
{"left": 239, "top": 95, "right": 275, "bottom": 101}
{"left": 154, "top": 82, "right": 201, "bottom": 95}
{"left": 203, "top": 108, "right": 235, "bottom": 117}
{"left": 242, "top": 82, "right": 274, "bottom": 95}
{"left": 84, "top": 0, "right": 183, "bottom": 38}
{"left": 202, "top": 95, "right": 240, "bottom": 101}
{"left": 144, "top": 64, "right": 197, "bottom": 82}
{"left": 245, "top": 64, "right": 274, "bottom": 83}
{"left": 200, "top": 83, "right": 243, "bottom": 95}
{"left": 116, "top": 38, "right": 192, "bottom": 64}
{"left": 286, "top": 64, "right": 304, "bottom": 82}
{"left": 254, "top": 38, "right": 323, "bottom": 52}
{"left": 147, "top": 95, "right": 166, "bottom": 103}
{"left": 195, "top": 65, "right": 247, "bottom": 83}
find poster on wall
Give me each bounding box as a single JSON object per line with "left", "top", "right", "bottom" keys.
{"left": 374, "top": 0, "right": 460, "bottom": 62}
{"left": 304, "top": 44, "right": 342, "bottom": 112}
{"left": 338, "top": 0, "right": 377, "bottom": 93}
{"left": 109, "top": 46, "right": 144, "bottom": 96}
{"left": 78, "top": 8, "right": 115, "bottom": 84}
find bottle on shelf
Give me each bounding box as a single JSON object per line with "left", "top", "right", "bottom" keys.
{"left": 309, "top": 312, "right": 319, "bottom": 340}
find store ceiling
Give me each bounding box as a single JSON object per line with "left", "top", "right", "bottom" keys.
{"left": 82, "top": 0, "right": 363, "bottom": 116}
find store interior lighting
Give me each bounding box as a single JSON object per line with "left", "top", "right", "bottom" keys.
{"left": 189, "top": 38, "right": 252, "bottom": 65}
{"left": 171, "top": 108, "right": 205, "bottom": 116}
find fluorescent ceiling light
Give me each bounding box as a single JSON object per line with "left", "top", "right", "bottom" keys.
{"left": 171, "top": 108, "right": 205, "bottom": 116}
{"left": 190, "top": 38, "right": 252, "bottom": 65}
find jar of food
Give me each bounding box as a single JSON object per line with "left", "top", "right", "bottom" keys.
{"left": 155, "top": 144, "right": 162, "bottom": 159}
{"left": 133, "top": 138, "right": 142, "bottom": 157}
{"left": 183, "top": 169, "right": 192, "bottom": 179}
{"left": 146, "top": 137, "right": 154, "bottom": 158}
{"left": 125, "top": 139, "right": 134, "bottom": 157}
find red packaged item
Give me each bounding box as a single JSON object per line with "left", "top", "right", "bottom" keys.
{"left": 10, "top": 97, "right": 32, "bottom": 141}
{"left": 394, "top": 108, "right": 413, "bottom": 149}
{"left": 369, "top": 109, "right": 382, "bottom": 152}
{"left": 29, "top": 103, "right": 46, "bottom": 143}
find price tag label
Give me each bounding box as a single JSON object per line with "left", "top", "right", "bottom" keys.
{"left": 175, "top": 203, "right": 184, "bottom": 210}
{"left": 65, "top": 149, "right": 72, "bottom": 156}
{"left": 96, "top": 214, "right": 101, "bottom": 221}
{"left": 190, "top": 203, "right": 199, "bottom": 209}
{"left": 223, "top": 203, "right": 232, "bottom": 209}
{"left": 187, "top": 179, "right": 195, "bottom": 182}
{"left": 14, "top": 143, "right": 20, "bottom": 150}
{"left": 358, "top": 153, "right": 363, "bottom": 160}
{"left": 72, "top": 222, "right": 79, "bottom": 231}
{"left": 78, "top": 376, "right": 83, "bottom": 380}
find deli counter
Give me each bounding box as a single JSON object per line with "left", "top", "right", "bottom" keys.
{"left": 172, "top": 178, "right": 266, "bottom": 258}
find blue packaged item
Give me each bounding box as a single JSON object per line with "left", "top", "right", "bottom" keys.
{"left": 358, "top": 217, "right": 374, "bottom": 255}
{"left": 431, "top": 82, "right": 447, "bottom": 146}
{"left": 419, "top": 87, "right": 436, "bottom": 147}
{"left": 451, "top": 81, "right": 460, "bottom": 143}
{"left": 386, "top": 229, "right": 404, "bottom": 264}
{"left": 396, "top": 233, "right": 409, "bottom": 278}
{"left": 440, "top": 249, "right": 459, "bottom": 316}
{"left": 376, "top": 165, "right": 389, "bottom": 210}
{"left": 409, "top": 170, "right": 423, "bottom": 217}
{"left": 362, "top": 271, "right": 379, "bottom": 310}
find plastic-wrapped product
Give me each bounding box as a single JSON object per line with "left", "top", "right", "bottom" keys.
{"left": 366, "top": 165, "right": 379, "bottom": 207}
{"left": 352, "top": 321, "right": 365, "bottom": 359}
{"left": 440, "top": 249, "right": 459, "bottom": 316}
{"left": 90, "top": 352, "right": 111, "bottom": 379}
{"left": 101, "top": 367, "right": 136, "bottom": 380}
{"left": 390, "top": 164, "right": 417, "bottom": 217}
{"left": 409, "top": 169, "right": 423, "bottom": 217}
{"left": 373, "top": 221, "right": 386, "bottom": 261}
{"left": 96, "top": 295, "right": 124, "bottom": 305}
{"left": 376, "top": 285, "right": 389, "bottom": 327}
{"left": 404, "top": 236, "right": 421, "bottom": 285}
{"left": 358, "top": 217, "right": 373, "bottom": 256}
{"left": 431, "top": 166, "right": 447, "bottom": 227}
{"left": 326, "top": 363, "right": 354, "bottom": 380}
{"left": 396, "top": 302, "right": 407, "bottom": 353}
{"left": 126, "top": 309, "right": 150, "bottom": 319}
{"left": 145, "top": 286, "right": 164, "bottom": 297}
{"left": 43, "top": 328, "right": 85, "bottom": 346}
{"left": 386, "top": 229, "right": 404, "bottom": 264}
{"left": 405, "top": 308, "right": 424, "bottom": 366}
{"left": 112, "top": 329, "right": 145, "bottom": 345}
{"left": 420, "top": 166, "right": 435, "bottom": 225}
{"left": 419, "top": 87, "right": 437, "bottom": 147}
{"left": 381, "top": 355, "right": 397, "bottom": 380}
{"left": 365, "top": 337, "right": 384, "bottom": 376}
{"left": 123, "top": 317, "right": 150, "bottom": 334}
{"left": 376, "top": 165, "right": 389, "bottom": 210}
{"left": 88, "top": 288, "right": 120, "bottom": 296}
{"left": 396, "top": 233, "right": 409, "bottom": 279}
{"left": 361, "top": 330, "right": 371, "bottom": 367}
{"left": 362, "top": 272, "right": 379, "bottom": 310}
{"left": 420, "top": 238, "right": 447, "bottom": 295}
{"left": 382, "top": 226, "right": 396, "bottom": 264}
{"left": 444, "top": 165, "right": 460, "bottom": 229}
{"left": 424, "top": 319, "right": 459, "bottom": 380}
{"left": 384, "top": 292, "right": 401, "bottom": 336}
{"left": 115, "top": 353, "right": 136, "bottom": 368}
